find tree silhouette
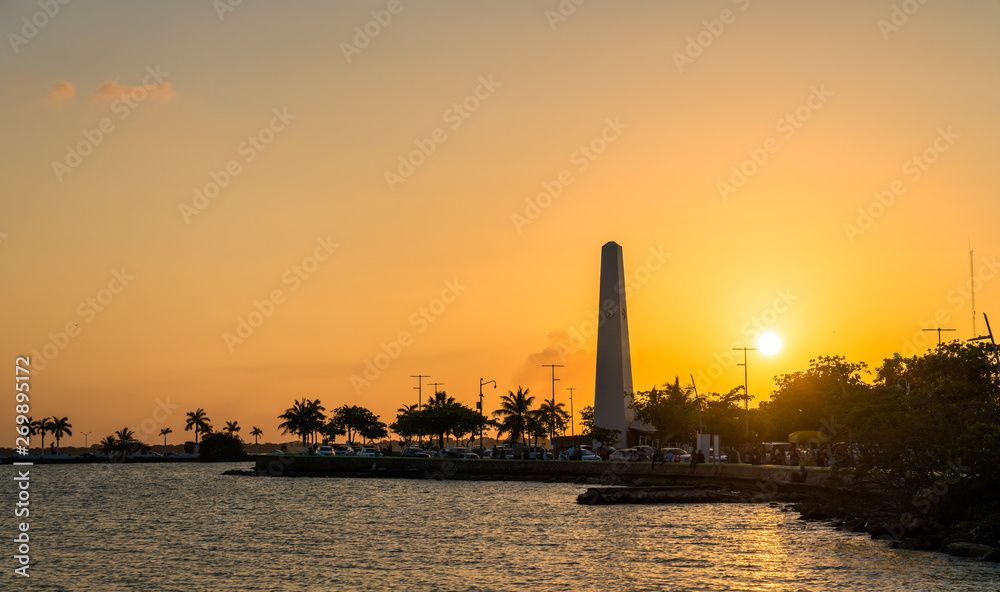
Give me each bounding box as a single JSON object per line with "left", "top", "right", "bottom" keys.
{"left": 185, "top": 408, "right": 212, "bottom": 452}
{"left": 32, "top": 417, "right": 53, "bottom": 456}
{"left": 278, "top": 398, "right": 326, "bottom": 454}
{"left": 426, "top": 391, "right": 456, "bottom": 407}
{"left": 534, "top": 399, "right": 569, "bottom": 440}
{"left": 250, "top": 426, "right": 263, "bottom": 455}
{"left": 115, "top": 427, "right": 137, "bottom": 457}
{"left": 492, "top": 386, "right": 534, "bottom": 446}
{"left": 49, "top": 416, "right": 72, "bottom": 455}
{"left": 223, "top": 420, "right": 241, "bottom": 436}
{"left": 100, "top": 435, "right": 117, "bottom": 456}
{"left": 159, "top": 427, "right": 173, "bottom": 455}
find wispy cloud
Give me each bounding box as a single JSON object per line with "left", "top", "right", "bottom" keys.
{"left": 48, "top": 82, "right": 75, "bottom": 103}
{"left": 93, "top": 79, "right": 175, "bottom": 102}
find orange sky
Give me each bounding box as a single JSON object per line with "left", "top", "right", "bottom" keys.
{"left": 3, "top": 1, "right": 1000, "bottom": 446}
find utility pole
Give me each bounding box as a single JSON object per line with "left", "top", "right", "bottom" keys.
{"left": 733, "top": 347, "right": 757, "bottom": 441}
{"left": 566, "top": 387, "right": 576, "bottom": 438}
{"left": 411, "top": 374, "right": 429, "bottom": 447}
{"left": 971, "top": 247, "right": 976, "bottom": 337}
{"left": 410, "top": 375, "right": 430, "bottom": 410}
{"left": 923, "top": 327, "right": 956, "bottom": 345}
{"left": 542, "top": 364, "right": 564, "bottom": 441}
{"left": 479, "top": 378, "right": 496, "bottom": 452}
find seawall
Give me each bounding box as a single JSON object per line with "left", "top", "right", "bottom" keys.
{"left": 254, "top": 455, "right": 849, "bottom": 492}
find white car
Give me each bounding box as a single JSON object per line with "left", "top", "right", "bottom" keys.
{"left": 564, "top": 447, "right": 601, "bottom": 461}
{"left": 609, "top": 448, "right": 641, "bottom": 462}
{"left": 317, "top": 445, "right": 334, "bottom": 456}
{"left": 357, "top": 447, "right": 381, "bottom": 457}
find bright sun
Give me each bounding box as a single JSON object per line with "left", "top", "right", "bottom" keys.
{"left": 758, "top": 332, "right": 782, "bottom": 355}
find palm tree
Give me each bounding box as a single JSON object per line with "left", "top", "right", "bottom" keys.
{"left": 223, "top": 420, "right": 240, "bottom": 436}
{"left": 49, "top": 416, "right": 73, "bottom": 455}
{"left": 250, "top": 426, "right": 263, "bottom": 455}
{"left": 425, "top": 391, "right": 456, "bottom": 407}
{"left": 278, "top": 398, "right": 326, "bottom": 454}
{"left": 115, "top": 427, "right": 136, "bottom": 457}
{"left": 534, "top": 399, "right": 570, "bottom": 440}
{"left": 492, "top": 386, "right": 535, "bottom": 446}
{"left": 26, "top": 417, "right": 40, "bottom": 455}
{"left": 159, "top": 427, "right": 173, "bottom": 455}
{"left": 33, "top": 417, "right": 54, "bottom": 456}
{"left": 100, "top": 435, "right": 117, "bottom": 456}
{"left": 185, "top": 408, "right": 211, "bottom": 452}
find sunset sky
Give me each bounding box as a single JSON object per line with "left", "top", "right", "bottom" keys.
{"left": 3, "top": 0, "right": 999, "bottom": 446}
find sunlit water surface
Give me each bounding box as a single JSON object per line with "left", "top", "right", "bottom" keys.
{"left": 3, "top": 463, "right": 999, "bottom": 591}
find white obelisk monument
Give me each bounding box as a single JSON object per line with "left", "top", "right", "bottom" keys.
{"left": 593, "top": 241, "right": 634, "bottom": 444}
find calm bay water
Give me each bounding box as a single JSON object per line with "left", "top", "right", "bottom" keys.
{"left": 3, "top": 463, "right": 999, "bottom": 591}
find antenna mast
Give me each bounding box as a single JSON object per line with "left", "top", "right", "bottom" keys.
{"left": 971, "top": 246, "right": 976, "bottom": 337}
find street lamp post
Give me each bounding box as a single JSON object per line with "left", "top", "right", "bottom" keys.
{"left": 479, "top": 378, "right": 496, "bottom": 452}
{"left": 82, "top": 431, "right": 92, "bottom": 449}
{"left": 733, "top": 347, "right": 758, "bottom": 441}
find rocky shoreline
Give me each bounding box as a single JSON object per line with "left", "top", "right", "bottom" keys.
{"left": 790, "top": 487, "right": 1000, "bottom": 562}
{"left": 577, "top": 483, "right": 1000, "bottom": 563}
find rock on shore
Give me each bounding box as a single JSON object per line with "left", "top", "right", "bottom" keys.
{"left": 577, "top": 486, "right": 742, "bottom": 505}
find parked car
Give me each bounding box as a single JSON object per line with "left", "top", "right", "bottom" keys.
{"left": 317, "top": 445, "right": 334, "bottom": 456}
{"left": 661, "top": 447, "right": 691, "bottom": 462}
{"left": 400, "top": 446, "right": 432, "bottom": 458}
{"left": 333, "top": 444, "right": 354, "bottom": 456}
{"left": 483, "top": 445, "right": 515, "bottom": 459}
{"left": 564, "top": 447, "right": 602, "bottom": 461}
{"left": 444, "top": 447, "right": 479, "bottom": 459}
{"left": 609, "top": 448, "right": 641, "bottom": 462}
{"left": 357, "top": 447, "right": 381, "bottom": 457}
{"left": 634, "top": 445, "right": 656, "bottom": 459}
